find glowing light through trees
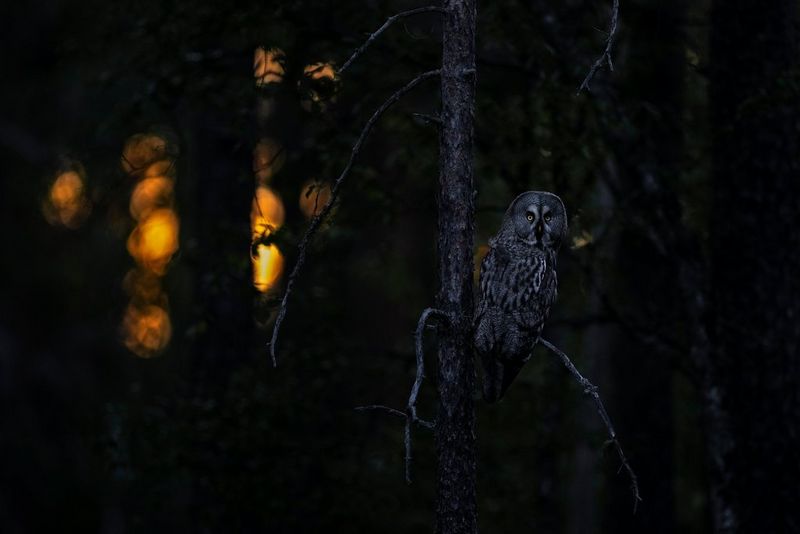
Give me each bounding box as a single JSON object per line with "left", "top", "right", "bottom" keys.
{"left": 299, "top": 179, "right": 332, "bottom": 219}
{"left": 253, "top": 47, "right": 287, "bottom": 87}
{"left": 120, "top": 132, "right": 179, "bottom": 358}
{"left": 299, "top": 61, "right": 340, "bottom": 111}
{"left": 42, "top": 164, "right": 92, "bottom": 229}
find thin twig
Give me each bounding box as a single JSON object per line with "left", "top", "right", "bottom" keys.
{"left": 540, "top": 337, "right": 642, "bottom": 513}
{"left": 577, "top": 0, "right": 620, "bottom": 95}
{"left": 355, "top": 405, "right": 407, "bottom": 419}
{"left": 411, "top": 112, "right": 442, "bottom": 126}
{"left": 356, "top": 307, "right": 447, "bottom": 483}
{"left": 268, "top": 70, "right": 440, "bottom": 366}
{"left": 339, "top": 6, "right": 445, "bottom": 74}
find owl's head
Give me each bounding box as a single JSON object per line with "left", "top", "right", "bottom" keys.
{"left": 506, "top": 191, "right": 568, "bottom": 250}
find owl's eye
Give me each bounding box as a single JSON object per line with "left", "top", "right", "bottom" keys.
{"left": 544, "top": 213, "right": 552, "bottom": 223}
{"left": 526, "top": 214, "right": 534, "bottom": 222}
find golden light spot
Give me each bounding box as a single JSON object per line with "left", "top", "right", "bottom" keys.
{"left": 251, "top": 186, "right": 285, "bottom": 240}
{"left": 299, "top": 62, "right": 340, "bottom": 111}
{"left": 252, "top": 243, "right": 284, "bottom": 293}
{"left": 50, "top": 171, "right": 82, "bottom": 206}
{"left": 43, "top": 169, "right": 91, "bottom": 229}
{"left": 571, "top": 230, "right": 594, "bottom": 249}
{"left": 303, "top": 62, "right": 336, "bottom": 81}
{"left": 126, "top": 209, "right": 180, "bottom": 275}
{"left": 122, "top": 303, "right": 172, "bottom": 358}
{"left": 122, "top": 268, "right": 165, "bottom": 305}
{"left": 298, "top": 180, "right": 332, "bottom": 219}
{"left": 142, "top": 159, "right": 174, "bottom": 179}
{"left": 253, "top": 138, "right": 285, "bottom": 185}
{"left": 121, "top": 134, "right": 169, "bottom": 175}
{"left": 129, "top": 176, "right": 175, "bottom": 221}
{"left": 254, "top": 47, "right": 287, "bottom": 86}
{"left": 120, "top": 132, "right": 180, "bottom": 358}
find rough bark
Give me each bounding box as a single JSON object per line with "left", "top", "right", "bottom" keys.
{"left": 435, "top": 1, "right": 477, "bottom": 533}
{"left": 709, "top": 1, "right": 800, "bottom": 531}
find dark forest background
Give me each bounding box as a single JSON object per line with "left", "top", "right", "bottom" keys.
{"left": 1, "top": 0, "right": 798, "bottom": 532}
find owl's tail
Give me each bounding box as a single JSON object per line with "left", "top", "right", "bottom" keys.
{"left": 480, "top": 348, "right": 526, "bottom": 403}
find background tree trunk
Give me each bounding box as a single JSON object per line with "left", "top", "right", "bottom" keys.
{"left": 709, "top": 0, "right": 800, "bottom": 531}
{"left": 604, "top": 0, "right": 687, "bottom": 530}
{"left": 435, "top": 0, "right": 478, "bottom": 533}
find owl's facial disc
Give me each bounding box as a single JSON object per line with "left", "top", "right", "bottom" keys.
{"left": 510, "top": 191, "right": 567, "bottom": 249}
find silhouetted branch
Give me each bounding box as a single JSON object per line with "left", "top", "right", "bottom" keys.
{"left": 577, "top": 0, "right": 620, "bottom": 94}
{"left": 540, "top": 337, "right": 642, "bottom": 512}
{"left": 269, "top": 70, "right": 440, "bottom": 366}
{"left": 411, "top": 112, "right": 442, "bottom": 126}
{"left": 356, "top": 307, "right": 447, "bottom": 483}
{"left": 339, "top": 6, "right": 445, "bottom": 74}
{"left": 355, "top": 405, "right": 407, "bottom": 420}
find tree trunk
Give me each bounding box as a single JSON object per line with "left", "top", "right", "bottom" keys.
{"left": 709, "top": 0, "right": 800, "bottom": 531}
{"left": 435, "top": 1, "right": 477, "bottom": 533}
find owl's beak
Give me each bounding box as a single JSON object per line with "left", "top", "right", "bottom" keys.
{"left": 534, "top": 221, "right": 544, "bottom": 239}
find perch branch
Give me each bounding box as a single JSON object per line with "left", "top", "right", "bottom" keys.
{"left": 356, "top": 307, "right": 447, "bottom": 483}
{"left": 540, "top": 337, "right": 642, "bottom": 512}
{"left": 577, "top": 0, "right": 620, "bottom": 95}
{"left": 339, "top": 6, "right": 445, "bottom": 73}
{"left": 269, "top": 70, "right": 440, "bottom": 366}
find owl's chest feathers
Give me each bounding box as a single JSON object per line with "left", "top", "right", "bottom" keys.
{"left": 511, "top": 252, "right": 556, "bottom": 305}
{"left": 489, "top": 244, "right": 558, "bottom": 318}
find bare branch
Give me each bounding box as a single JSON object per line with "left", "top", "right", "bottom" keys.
{"left": 356, "top": 307, "right": 447, "bottom": 483}
{"left": 411, "top": 112, "right": 442, "bottom": 126}
{"left": 339, "top": 6, "right": 445, "bottom": 74}
{"left": 269, "top": 70, "right": 440, "bottom": 366}
{"left": 408, "top": 308, "right": 447, "bottom": 425}
{"left": 540, "top": 337, "right": 642, "bottom": 513}
{"left": 577, "top": 0, "right": 620, "bottom": 95}
{"left": 355, "top": 405, "right": 407, "bottom": 419}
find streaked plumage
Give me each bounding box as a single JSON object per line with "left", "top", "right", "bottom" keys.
{"left": 474, "top": 191, "right": 567, "bottom": 402}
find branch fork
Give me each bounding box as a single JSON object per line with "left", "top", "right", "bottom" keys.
{"left": 577, "top": 0, "right": 620, "bottom": 94}
{"left": 356, "top": 307, "right": 448, "bottom": 484}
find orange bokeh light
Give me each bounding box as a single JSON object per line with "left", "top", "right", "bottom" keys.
{"left": 126, "top": 208, "right": 180, "bottom": 275}
{"left": 122, "top": 303, "right": 172, "bottom": 358}
{"left": 121, "top": 134, "right": 169, "bottom": 175}
{"left": 142, "top": 159, "right": 174, "bottom": 179}
{"left": 43, "top": 169, "right": 91, "bottom": 229}
{"left": 129, "top": 176, "right": 175, "bottom": 221}
{"left": 303, "top": 62, "right": 336, "bottom": 82}
{"left": 123, "top": 268, "right": 165, "bottom": 305}
{"left": 120, "top": 132, "right": 179, "bottom": 358}
{"left": 252, "top": 243, "right": 284, "bottom": 293}
{"left": 254, "top": 47, "right": 287, "bottom": 86}
{"left": 251, "top": 186, "right": 285, "bottom": 240}
{"left": 298, "top": 180, "right": 332, "bottom": 219}
{"left": 300, "top": 62, "right": 340, "bottom": 111}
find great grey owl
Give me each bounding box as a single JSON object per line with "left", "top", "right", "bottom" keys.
{"left": 474, "top": 191, "right": 568, "bottom": 403}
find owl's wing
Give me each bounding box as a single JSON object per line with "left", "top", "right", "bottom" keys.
{"left": 479, "top": 244, "right": 548, "bottom": 314}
